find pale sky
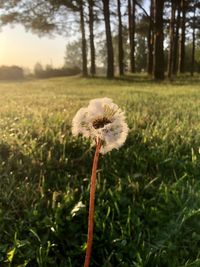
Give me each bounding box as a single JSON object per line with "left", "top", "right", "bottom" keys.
{"left": 0, "top": 25, "right": 67, "bottom": 70}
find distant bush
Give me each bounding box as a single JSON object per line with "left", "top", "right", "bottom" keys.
{"left": 34, "top": 66, "right": 81, "bottom": 78}
{"left": 0, "top": 65, "right": 24, "bottom": 80}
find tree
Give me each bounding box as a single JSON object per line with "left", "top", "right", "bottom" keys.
{"left": 80, "top": 0, "right": 88, "bottom": 77}
{"left": 153, "top": 0, "right": 165, "bottom": 80}
{"left": 65, "top": 39, "right": 82, "bottom": 68}
{"left": 172, "top": 0, "right": 181, "bottom": 75}
{"left": 117, "top": 0, "right": 124, "bottom": 75}
{"left": 128, "top": 0, "right": 136, "bottom": 73}
{"left": 147, "top": 0, "right": 154, "bottom": 75}
{"left": 178, "top": 0, "right": 187, "bottom": 73}
{"left": 102, "top": 0, "right": 114, "bottom": 78}
{"left": 34, "top": 62, "right": 44, "bottom": 78}
{"left": 135, "top": 35, "right": 147, "bottom": 72}
{"left": 167, "top": 1, "right": 175, "bottom": 79}
{"left": 88, "top": 0, "right": 96, "bottom": 76}
{"left": 0, "top": 66, "right": 24, "bottom": 80}
{"left": 190, "top": 0, "right": 200, "bottom": 76}
{"left": 195, "top": 30, "right": 200, "bottom": 72}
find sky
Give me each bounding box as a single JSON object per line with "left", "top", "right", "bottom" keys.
{"left": 0, "top": 25, "right": 67, "bottom": 70}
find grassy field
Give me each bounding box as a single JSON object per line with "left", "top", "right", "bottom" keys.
{"left": 1, "top": 76, "right": 200, "bottom": 267}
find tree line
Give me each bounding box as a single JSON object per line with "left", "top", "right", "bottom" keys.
{"left": 0, "top": 0, "right": 200, "bottom": 80}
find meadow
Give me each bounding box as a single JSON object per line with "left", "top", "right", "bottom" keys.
{"left": 0, "top": 76, "right": 200, "bottom": 267}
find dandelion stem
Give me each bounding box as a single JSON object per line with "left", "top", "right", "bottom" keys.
{"left": 84, "top": 138, "right": 101, "bottom": 267}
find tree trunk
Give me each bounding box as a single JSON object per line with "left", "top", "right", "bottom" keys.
{"left": 80, "top": 0, "right": 88, "bottom": 77}
{"left": 117, "top": 0, "right": 124, "bottom": 76}
{"left": 153, "top": 0, "right": 165, "bottom": 80}
{"left": 179, "top": 0, "right": 186, "bottom": 74}
{"left": 102, "top": 0, "right": 114, "bottom": 78}
{"left": 88, "top": 0, "right": 96, "bottom": 76}
{"left": 128, "top": 0, "right": 135, "bottom": 73}
{"left": 172, "top": 1, "right": 181, "bottom": 75}
{"left": 167, "top": 1, "right": 176, "bottom": 79}
{"left": 147, "top": 0, "right": 154, "bottom": 75}
{"left": 191, "top": 3, "right": 196, "bottom": 77}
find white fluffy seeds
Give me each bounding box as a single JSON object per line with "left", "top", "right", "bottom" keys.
{"left": 72, "top": 97, "right": 128, "bottom": 154}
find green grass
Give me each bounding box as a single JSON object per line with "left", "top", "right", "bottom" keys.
{"left": 1, "top": 76, "right": 200, "bottom": 267}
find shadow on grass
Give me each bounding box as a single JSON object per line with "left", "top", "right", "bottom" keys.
{"left": 88, "top": 73, "right": 200, "bottom": 85}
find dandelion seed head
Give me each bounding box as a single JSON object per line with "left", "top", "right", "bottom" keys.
{"left": 72, "top": 97, "right": 129, "bottom": 154}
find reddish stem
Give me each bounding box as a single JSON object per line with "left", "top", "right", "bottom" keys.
{"left": 84, "top": 139, "right": 101, "bottom": 267}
